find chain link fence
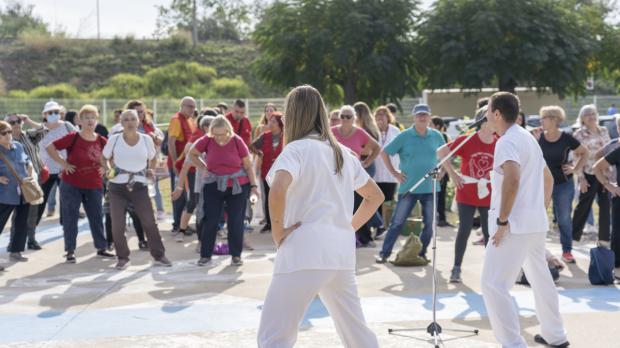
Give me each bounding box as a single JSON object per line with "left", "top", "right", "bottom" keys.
{"left": 1, "top": 95, "right": 618, "bottom": 128}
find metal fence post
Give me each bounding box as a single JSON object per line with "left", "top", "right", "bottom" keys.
{"left": 102, "top": 98, "right": 107, "bottom": 126}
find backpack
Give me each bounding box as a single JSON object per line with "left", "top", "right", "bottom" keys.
{"left": 588, "top": 246, "right": 615, "bottom": 285}
{"left": 161, "top": 130, "right": 169, "bottom": 156}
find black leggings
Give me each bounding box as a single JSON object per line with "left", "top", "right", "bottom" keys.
{"left": 263, "top": 178, "right": 271, "bottom": 227}
{"left": 454, "top": 203, "right": 489, "bottom": 267}
{"left": 572, "top": 173, "right": 610, "bottom": 242}
{"left": 37, "top": 174, "right": 61, "bottom": 224}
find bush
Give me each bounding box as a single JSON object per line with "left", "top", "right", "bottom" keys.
{"left": 145, "top": 61, "right": 217, "bottom": 97}
{"left": 212, "top": 77, "right": 250, "bottom": 98}
{"left": 28, "top": 83, "right": 81, "bottom": 98}
{"left": 7, "top": 89, "right": 28, "bottom": 98}
{"left": 92, "top": 73, "right": 147, "bottom": 98}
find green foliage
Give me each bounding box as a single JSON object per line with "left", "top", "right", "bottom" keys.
{"left": 7, "top": 90, "right": 28, "bottom": 98}
{"left": 253, "top": 0, "right": 419, "bottom": 105}
{"left": 92, "top": 73, "right": 147, "bottom": 98}
{"left": 145, "top": 61, "right": 217, "bottom": 97}
{"left": 212, "top": 77, "right": 250, "bottom": 97}
{"left": 0, "top": 1, "right": 48, "bottom": 40}
{"left": 28, "top": 83, "right": 80, "bottom": 98}
{"left": 415, "top": 0, "right": 609, "bottom": 97}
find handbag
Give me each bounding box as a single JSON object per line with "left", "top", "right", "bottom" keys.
{"left": 39, "top": 164, "right": 50, "bottom": 184}
{"left": 0, "top": 151, "right": 44, "bottom": 204}
{"left": 588, "top": 246, "right": 615, "bottom": 285}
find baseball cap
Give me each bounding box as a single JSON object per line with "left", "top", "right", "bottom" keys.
{"left": 42, "top": 101, "right": 61, "bottom": 113}
{"left": 412, "top": 104, "right": 431, "bottom": 116}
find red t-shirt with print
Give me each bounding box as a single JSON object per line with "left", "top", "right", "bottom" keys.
{"left": 447, "top": 133, "right": 497, "bottom": 207}
{"left": 193, "top": 134, "right": 249, "bottom": 187}
{"left": 53, "top": 132, "right": 107, "bottom": 189}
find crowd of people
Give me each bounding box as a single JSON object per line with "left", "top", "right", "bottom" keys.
{"left": 0, "top": 93, "right": 619, "bottom": 281}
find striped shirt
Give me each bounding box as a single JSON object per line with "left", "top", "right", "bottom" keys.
{"left": 14, "top": 129, "right": 45, "bottom": 175}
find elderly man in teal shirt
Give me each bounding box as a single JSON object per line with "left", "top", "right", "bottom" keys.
{"left": 376, "top": 104, "right": 445, "bottom": 263}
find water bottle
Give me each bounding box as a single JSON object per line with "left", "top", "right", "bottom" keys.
{"left": 147, "top": 179, "right": 156, "bottom": 198}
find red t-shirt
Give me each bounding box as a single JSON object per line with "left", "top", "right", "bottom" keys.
{"left": 331, "top": 126, "right": 370, "bottom": 158}
{"left": 53, "top": 132, "right": 107, "bottom": 189}
{"left": 447, "top": 133, "right": 497, "bottom": 207}
{"left": 193, "top": 134, "right": 250, "bottom": 187}
{"left": 225, "top": 113, "right": 252, "bottom": 146}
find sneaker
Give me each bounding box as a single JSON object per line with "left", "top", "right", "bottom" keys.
{"left": 231, "top": 256, "right": 243, "bottom": 266}
{"left": 375, "top": 255, "right": 388, "bottom": 264}
{"left": 115, "top": 259, "right": 129, "bottom": 270}
{"left": 9, "top": 252, "right": 28, "bottom": 262}
{"left": 561, "top": 252, "right": 575, "bottom": 264}
{"left": 107, "top": 242, "right": 114, "bottom": 251}
{"left": 449, "top": 266, "right": 462, "bottom": 283}
{"left": 176, "top": 234, "right": 184, "bottom": 243}
{"left": 364, "top": 240, "right": 377, "bottom": 248}
{"left": 66, "top": 252, "right": 76, "bottom": 264}
{"left": 437, "top": 220, "right": 455, "bottom": 227}
{"left": 197, "top": 257, "right": 211, "bottom": 266}
{"left": 374, "top": 227, "right": 386, "bottom": 240}
{"left": 584, "top": 223, "right": 597, "bottom": 234}
{"left": 97, "top": 250, "right": 115, "bottom": 258}
{"left": 472, "top": 237, "right": 486, "bottom": 246}
{"left": 533, "top": 334, "right": 570, "bottom": 347}
{"left": 183, "top": 227, "right": 194, "bottom": 236}
{"left": 138, "top": 241, "right": 149, "bottom": 250}
{"left": 260, "top": 224, "right": 271, "bottom": 233}
{"left": 154, "top": 256, "right": 172, "bottom": 267}
{"left": 0, "top": 265, "right": 5, "bottom": 271}
{"left": 156, "top": 210, "right": 166, "bottom": 221}
{"left": 27, "top": 240, "right": 42, "bottom": 250}
{"left": 46, "top": 209, "right": 55, "bottom": 217}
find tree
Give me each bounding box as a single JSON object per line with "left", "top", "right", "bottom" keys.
{"left": 144, "top": 61, "right": 217, "bottom": 97}
{"left": 252, "top": 0, "right": 419, "bottom": 105}
{"left": 415, "top": 0, "right": 609, "bottom": 97}
{"left": 0, "top": 1, "right": 48, "bottom": 40}
{"left": 156, "top": 0, "right": 253, "bottom": 43}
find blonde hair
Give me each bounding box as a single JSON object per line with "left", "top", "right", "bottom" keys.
{"left": 209, "top": 115, "right": 234, "bottom": 136}
{"left": 284, "top": 85, "right": 344, "bottom": 175}
{"left": 354, "top": 102, "right": 380, "bottom": 140}
{"left": 79, "top": 104, "right": 99, "bottom": 118}
{"left": 539, "top": 105, "right": 566, "bottom": 124}
{"left": 0, "top": 120, "right": 10, "bottom": 133}
{"left": 374, "top": 106, "right": 396, "bottom": 124}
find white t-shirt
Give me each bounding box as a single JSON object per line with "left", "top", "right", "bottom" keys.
{"left": 103, "top": 133, "right": 156, "bottom": 184}
{"left": 374, "top": 124, "right": 401, "bottom": 183}
{"left": 266, "top": 137, "right": 371, "bottom": 274}
{"left": 488, "top": 124, "right": 548, "bottom": 235}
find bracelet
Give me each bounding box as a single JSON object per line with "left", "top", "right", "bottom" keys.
{"left": 250, "top": 185, "right": 258, "bottom": 188}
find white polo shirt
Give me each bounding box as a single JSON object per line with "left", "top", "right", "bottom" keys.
{"left": 488, "top": 124, "right": 548, "bottom": 235}
{"left": 266, "top": 136, "right": 370, "bottom": 274}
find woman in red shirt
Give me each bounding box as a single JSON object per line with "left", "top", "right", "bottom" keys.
{"left": 251, "top": 112, "right": 283, "bottom": 233}
{"left": 47, "top": 105, "right": 113, "bottom": 264}
{"left": 189, "top": 116, "right": 260, "bottom": 267}
{"left": 436, "top": 106, "right": 497, "bottom": 283}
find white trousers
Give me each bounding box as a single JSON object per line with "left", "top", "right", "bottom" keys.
{"left": 481, "top": 232, "right": 568, "bottom": 348}
{"left": 257, "top": 269, "right": 379, "bottom": 348}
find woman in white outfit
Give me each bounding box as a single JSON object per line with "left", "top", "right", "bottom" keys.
{"left": 257, "top": 85, "right": 384, "bottom": 348}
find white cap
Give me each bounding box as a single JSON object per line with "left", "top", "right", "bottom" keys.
{"left": 42, "top": 101, "right": 60, "bottom": 113}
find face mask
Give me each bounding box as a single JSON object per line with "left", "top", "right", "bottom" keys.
{"left": 47, "top": 113, "right": 60, "bottom": 123}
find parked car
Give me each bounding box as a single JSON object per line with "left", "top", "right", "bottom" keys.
{"left": 527, "top": 115, "right": 573, "bottom": 133}
{"left": 570, "top": 115, "right": 619, "bottom": 139}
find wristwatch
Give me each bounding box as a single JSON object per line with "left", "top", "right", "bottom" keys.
{"left": 496, "top": 218, "right": 509, "bottom": 226}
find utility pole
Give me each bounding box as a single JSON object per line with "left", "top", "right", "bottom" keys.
{"left": 96, "top": 0, "right": 101, "bottom": 40}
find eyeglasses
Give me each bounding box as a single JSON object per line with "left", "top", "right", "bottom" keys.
{"left": 8, "top": 119, "right": 22, "bottom": 125}
{"left": 340, "top": 114, "right": 354, "bottom": 120}
{"left": 0, "top": 131, "right": 11, "bottom": 136}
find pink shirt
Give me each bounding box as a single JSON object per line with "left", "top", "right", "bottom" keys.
{"left": 193, "top": 134, "right": 250, "bottom": 186}
{"left": 332, "top": 126, "right": 370, "bottom": 158}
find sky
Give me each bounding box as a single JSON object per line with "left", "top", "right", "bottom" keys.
{"left": 21, "top": 0, "right": 171, "bottom": 39}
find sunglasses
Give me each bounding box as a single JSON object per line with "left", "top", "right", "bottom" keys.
{"left": 0, "top": 131, "right": 11, "bottom": 136}
{"left": 8, "top": 119, "right": 22, "bottom": 125}
{"left": 340, "top": 114, "right": 354, "bottom": 120}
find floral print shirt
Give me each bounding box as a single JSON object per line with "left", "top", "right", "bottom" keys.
{"left": 574, "top": 126, "right": 610, "bottom": 175}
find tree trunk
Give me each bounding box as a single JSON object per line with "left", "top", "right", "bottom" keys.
{"left": 343, "top": 77, "right": 357, "bottom": 104}
{"left": 498, "top": 76, "right": 517, "bottom": 94}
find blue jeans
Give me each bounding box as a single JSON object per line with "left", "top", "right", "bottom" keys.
{"left": 380, "top": 193, "right": 434, "bottom": 258}
{"left": 153, "top": 178, "right": 164, "bottom": 212}
{"left": 60, "top": 181, "right": 106, "bottom": 252}
{"left": 47, "top": 182, "right": 57, "bottom": 211}
{"left": 552, "top": 180, "right": 574, "bottom": 252}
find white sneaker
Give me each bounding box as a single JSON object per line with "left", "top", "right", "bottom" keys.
{"left": 156, "top": 211, "right": 166, "bottom": 221}
{"left": 585, "top": 223, "right": 597, "bottom": 234}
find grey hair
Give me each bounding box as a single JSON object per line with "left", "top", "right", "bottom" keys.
{"left": 578, "top": 104, "right": 598, "bottom": 125}
{"left": 338, "top": 105, "right": 356, "bottom": 118}
{"left": 200, "top": 115, "right": 215, "bottom": 129}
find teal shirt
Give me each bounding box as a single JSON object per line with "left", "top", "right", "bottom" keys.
{"left": 384, "top": 127, "right": 445, "bottom": 194}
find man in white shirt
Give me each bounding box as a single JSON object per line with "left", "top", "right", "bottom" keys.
{"left": 481, "top": 92, "right": 569, "bottom": 348}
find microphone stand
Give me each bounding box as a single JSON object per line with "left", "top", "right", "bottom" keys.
{"left": 387, "top": 117, "right": 487, "bottom": 347}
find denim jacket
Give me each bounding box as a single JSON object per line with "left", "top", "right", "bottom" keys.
{"left": 0, "top": 141, "right": 31, "bottom": 205}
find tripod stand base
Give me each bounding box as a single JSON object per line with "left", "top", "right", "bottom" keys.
{"left": 388, "top": 322, "right": 479, "bottom": 348}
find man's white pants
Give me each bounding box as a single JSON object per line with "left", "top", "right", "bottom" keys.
{"left": 481, "top": 232, "right": 568, "bottom": 348}
{"left": 257, "top": 269, "right": 379, "bottom": 348}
